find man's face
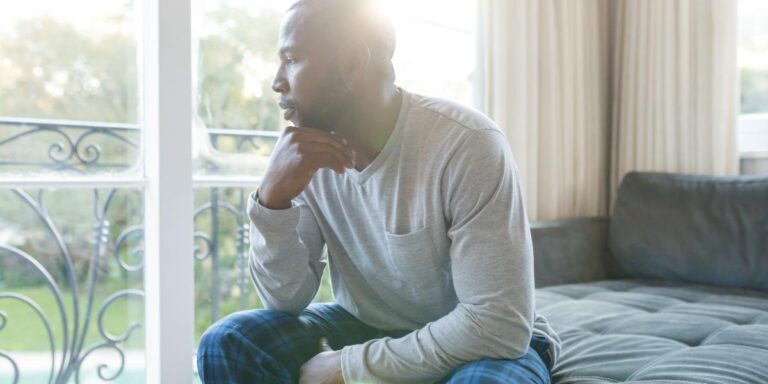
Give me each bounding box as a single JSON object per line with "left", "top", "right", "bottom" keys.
{"left": 272, "top": 9, "right": 354, "bottom": 132}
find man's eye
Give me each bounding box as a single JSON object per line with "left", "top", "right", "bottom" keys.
{"left": 285, "top": 58, "right": 296, "bottom": 64}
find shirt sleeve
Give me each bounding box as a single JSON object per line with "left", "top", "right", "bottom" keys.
{"left": 340, "top": 129, "right": 535, "bottom": 383}
{"left": 247, "top": 190, "right": 326, "bottom": 315}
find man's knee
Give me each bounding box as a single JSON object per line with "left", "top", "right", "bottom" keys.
{"left": 197, "top": 309, "right": 308, "bottom": 382}
{"left": 444, "top": 354, "right": 551, "bottom": 384}
{"left": 199, "top": 309, "right": 295, "bottom": 353}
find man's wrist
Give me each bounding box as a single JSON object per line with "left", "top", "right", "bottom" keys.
{"left": 256, "top": 187, "right": 292, "bottom": 210}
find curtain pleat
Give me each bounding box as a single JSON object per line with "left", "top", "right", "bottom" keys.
{"left": 481, "top": 0, "right": 611, "bottom": 221}
{"left": 610, "top": 0, "right": 738, "bottom": 199}
{"left": 481, "top": 0, "right": 738, "bottom": 220}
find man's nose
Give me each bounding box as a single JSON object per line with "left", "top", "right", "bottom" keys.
{"left": 272, "top": 64, "right": 288, "bottom": 94}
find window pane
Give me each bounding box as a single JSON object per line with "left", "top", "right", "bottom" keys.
{"left": 191, "top": 185, "right": 334, "bottom": 381}
{"left": 739, "top": 0, "right": 768, "bottom": 114}
{"left": 0, "top": 1, "right": 147, "bottom": 382}
{"left": 738, "top": 0, "right": 768, "bottom": 163}
{"left": 191, "top": 186, "right": 334, "bottom": 330}
{"left": 0, "top": 188, "right": 145, "bottom": 383}
{"left": 193, "top": 0, "right": 291, "bottom": 178}
{"left": 0, "top": 1, "right": 141, "bottom": 176}
{"left": 385, "top": 0, "right": 478, "bottom": 106}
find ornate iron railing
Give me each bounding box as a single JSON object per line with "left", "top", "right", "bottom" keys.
{"left": 0, "top": 118, "right": 141, "bottom": 173}
{"left": 0, "top": 117, "right": 273, "bottom": 383}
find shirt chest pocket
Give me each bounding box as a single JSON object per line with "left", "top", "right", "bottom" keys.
{"left": 383, "top": 226, "right": 448, "bottom": 302}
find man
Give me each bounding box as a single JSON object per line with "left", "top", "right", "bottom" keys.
{"left": 197, "top": 0, "right": 560, "bottom": 382}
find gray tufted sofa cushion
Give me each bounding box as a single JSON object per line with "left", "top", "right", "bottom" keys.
{"left": 536, "top": 278, "right": 768, "bottom": 384}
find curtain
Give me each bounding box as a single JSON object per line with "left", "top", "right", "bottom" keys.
{"left": 610, "top": 0, "right": 739, "bottom": 196}
{"left": 481, "top": 0, "right": 739, "bottom": 220}
{"left": 480, "top": 0, "right": 612, "bottom": 221}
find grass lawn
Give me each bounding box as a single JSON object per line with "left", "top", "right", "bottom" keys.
{"left": 0, "top": 284, "right": 145, "bottom": 351}
{"left": 2, "top": 270, "right": 334, "bottom": 352}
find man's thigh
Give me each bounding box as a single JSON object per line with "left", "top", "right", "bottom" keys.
{"left": 197, "top": 303, "right": 379, "bottom": 382}
{"left": 440, "top": 346, "right": 551, "bottom": 384}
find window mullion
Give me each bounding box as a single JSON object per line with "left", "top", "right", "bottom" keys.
{"left": 142, "top": 0, "right": 195, "bottom": 382}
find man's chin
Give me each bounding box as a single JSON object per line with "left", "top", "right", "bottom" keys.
{"left": 296, "top": 118, "right": 332, "bottom": 132}
{"left": 283, "top": 108, "right": 298, "bottom": 124}
{"left": 287, "top": 110, "right": 336, "bottom": 132}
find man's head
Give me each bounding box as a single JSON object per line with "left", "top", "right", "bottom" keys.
{"left": 271, "top": 0, "right": 396, "bottom": 131}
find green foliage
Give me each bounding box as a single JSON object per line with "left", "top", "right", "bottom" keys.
{"left": 0, "top": 16, "right": 138, "bottom": 123}
{"left": 0, "top": 284, "right": 144, "bottom": 351}
{"left": 0, "top": 189, "right": 144, "bottom": 289}
{"left": 0, "top": 4, "right": 283, "bottom": 131}
{"left": 198, "top": 5, "right": 283, "bottom": 131}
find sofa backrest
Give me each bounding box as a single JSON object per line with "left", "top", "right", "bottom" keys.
{"left": 609, "top": 172, "right": 768, "bottom": 292}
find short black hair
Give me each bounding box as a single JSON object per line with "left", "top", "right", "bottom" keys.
{"left": 288, "top": 0, "right": 397, "bottom": 61}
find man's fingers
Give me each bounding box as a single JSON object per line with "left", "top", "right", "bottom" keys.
{"left": 293, "top": 131, "right": 352, "bottom": 157}
{"left": 299, "top": 142, "right": 354, "bottom": 169}
{"left": 284, "top": 126, "right": 356, "bottom": 174}
{"left": 301, "top": 135, "right": 354, "bottom": 159}
{"left": 287, "top": 126, "right": 349, "bottom": 147}
{"left": 288, "top": 126, "right": 345, "bottom": 140}
{"left": 319, "top": 337, "right": 333, "bottom": 352}
{"left": 308, "top": 152, "right": 347, "bottom": 174}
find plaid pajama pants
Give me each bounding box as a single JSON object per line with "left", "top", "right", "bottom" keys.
{"left": 197, "top": 303, "right": 552, "bottom": 384}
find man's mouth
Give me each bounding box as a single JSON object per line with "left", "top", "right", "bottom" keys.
{"left": 279, "top": 102, "right": 296, "bottom": 121}
{"left": 283, "top": 108, "right": 296, "bottom": 121}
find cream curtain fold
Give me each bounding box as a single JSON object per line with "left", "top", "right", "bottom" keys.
{"left": 481, "top": 0, "right": 739, "bottom": 220}
{"left": 610, "top": 0, "right": 739, "bottom": 196}
{"left": 480, "top": 0, "right": 612, "bottom": 221}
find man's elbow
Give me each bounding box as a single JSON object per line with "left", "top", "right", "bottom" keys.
{"left": 262, "top": 300, "right": 309, "bottom": 316}
{"left": 469, "top": 304, "right": 534, "bottom": 359}
{"left": 253, "top": 278, "right": 315, "bottom": 315}
{"left": 495, "top": 321, "right": 533, "bottom": 360}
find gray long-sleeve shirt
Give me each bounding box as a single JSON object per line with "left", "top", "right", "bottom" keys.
{"left": 247, "top": 89, "right": 560, "bottom": 383}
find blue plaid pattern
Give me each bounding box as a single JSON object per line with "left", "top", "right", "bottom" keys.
{"left": 197, "top": 303, "right": 551, "bottom": 383}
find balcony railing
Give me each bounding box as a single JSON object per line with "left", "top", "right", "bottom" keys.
{"left": 0, "top": 117, "right": 286, "bottom": 383}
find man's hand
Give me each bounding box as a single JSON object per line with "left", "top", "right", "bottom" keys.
{"left": 299, "top": 349, "right": 344, "bottom": 384}
{"left": 259, "top": 126, "right": 355, "bottom": 210}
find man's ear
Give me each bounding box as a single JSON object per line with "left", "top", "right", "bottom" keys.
{"left": 344, "top": 42, "right": 371, "bottom": 84}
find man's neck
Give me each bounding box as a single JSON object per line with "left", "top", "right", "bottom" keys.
{"left": 335, "top": 84, "right": 402, "bottom": 171}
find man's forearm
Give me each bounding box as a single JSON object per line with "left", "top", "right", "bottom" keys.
{"left": 340, "top": 301, "right": 532, "bottom": 383}
{"left": 249, "top": 250, "right": 322, "bottom": 314}
{"left": 247, "top": 191, "right": 325, "bottom": 314}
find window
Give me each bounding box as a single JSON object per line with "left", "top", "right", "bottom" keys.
{"left": 1, "top": 0, "right": 479, "bottom": 382}
{"left": 738, "top": 0, "right": 768, "bottom": 174}
{"left": 0, "top": 1, "right": 146, "bottom": 382}
{"left": 384, "top": 0, "right": 478, "bottom": 107}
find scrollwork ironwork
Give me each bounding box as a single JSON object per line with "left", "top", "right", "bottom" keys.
{"left": 0, "top": 189, "right": 142, "bottom": 383}
{"left": 114, "top": 226, "right": 144, "bottom": 272}
{"left": 1, "top": 117, "right": 269, "bottom": 381}
{"left": 0, "top": 349, "right": 20, "bottom": 384}
{"left": 75, "top": 343, "right": 126, "bottom": 383}
{"left": 0, "top": 119, "right": 140, "bottom": 171}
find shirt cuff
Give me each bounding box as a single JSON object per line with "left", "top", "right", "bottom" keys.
{"left": 247, "top": 190, "right": 301, "bottom": 237}
{"left": 341, "top": 344, "right": 368, "bottom": 384}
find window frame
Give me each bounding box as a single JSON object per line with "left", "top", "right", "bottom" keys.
{"left": 737, "top": 0, "right": 768, "bottom": 166}
{"left": 142, "top": 0, "right": 195, "bottom": 382}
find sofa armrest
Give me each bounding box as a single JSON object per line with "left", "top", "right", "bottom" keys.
{"left": 531, "top": 217, "right": 615, "bottom": 288}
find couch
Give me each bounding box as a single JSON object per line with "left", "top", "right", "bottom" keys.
{"left": 531, "top": 172, "right": 768, "bottom": 384}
